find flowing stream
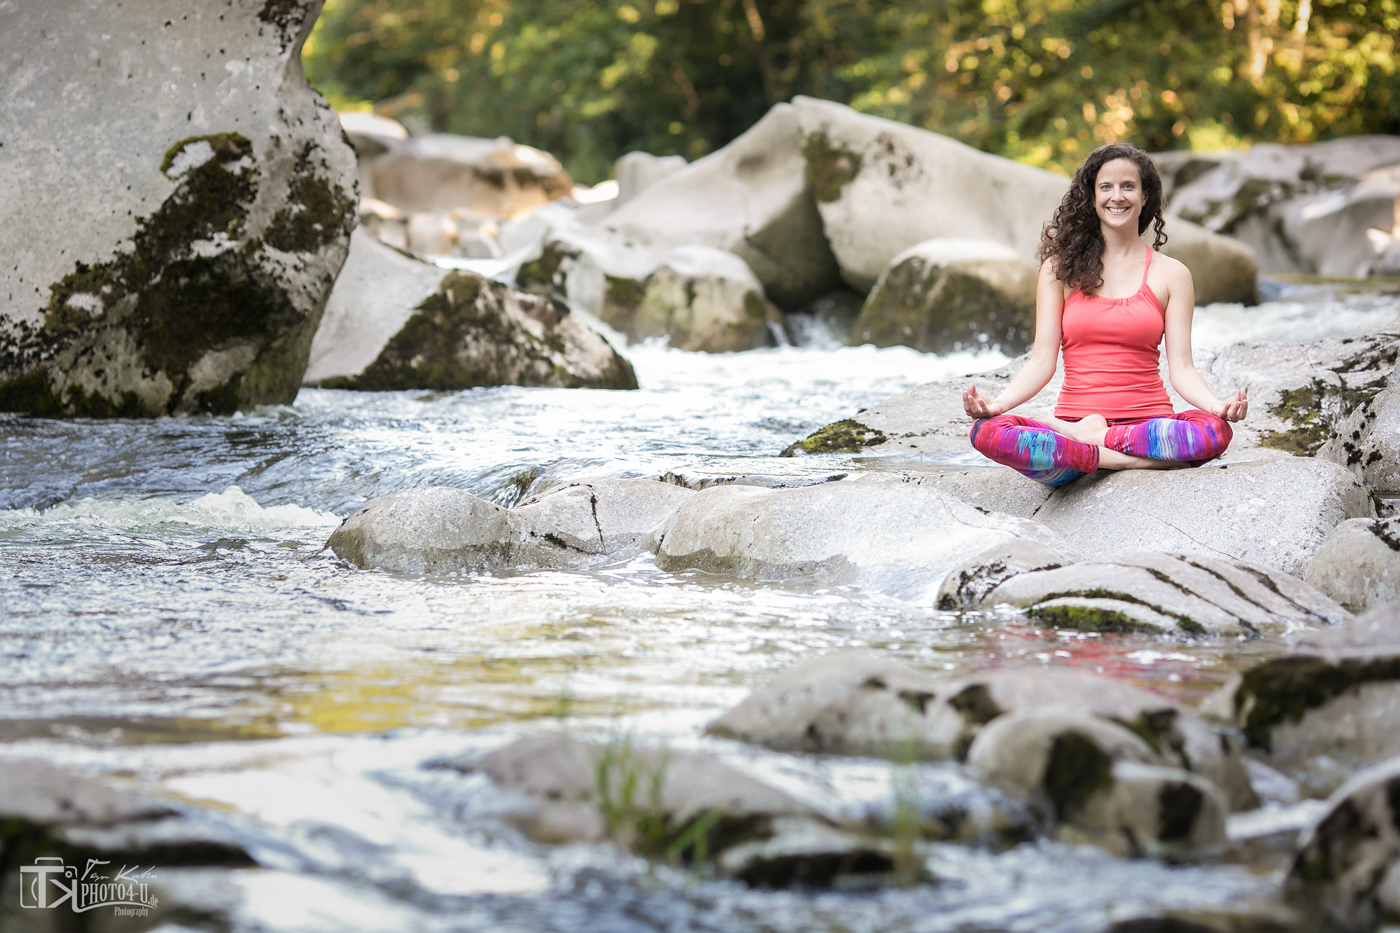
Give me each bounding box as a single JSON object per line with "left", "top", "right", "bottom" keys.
{"left": 2, "top": 290, "right": 1399, "bottom": 931}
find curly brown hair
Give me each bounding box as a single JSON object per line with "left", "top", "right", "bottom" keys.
{"left": 1036, "top": 143, "right": 1167, "bottom": 295}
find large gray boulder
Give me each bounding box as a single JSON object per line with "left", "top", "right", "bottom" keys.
{"left": 849, "top": 239, "right": 1039, "bottom": 355}
{"left": 709, "top": 656, "right": 1256, "bottom": 810}
{"left": 1206, "top": 605, "right": 1400, "bottom": 797}
{"left": 614, "top": 151, "right": 688, "bottom": 208}
{"left": 1286, "top": 755, "right": 1400, "bottom": 933}
{"left": 1306, "top": 518, "right": 1400, "bottom": 612}
{"left": 792, "top": 96, "right": 1257, "bottom": 303}
{"left": 362, "top": 133, "right": 572, "bottom": 219}
{"left": 604, "top": 103, "right": 842, "bottom": 309}
{"left": 328, "top": 479, "right": 692, "bottom": 574}
{"left": 1029, "top": 459, "right": 1373, "bottom": 577}
{"left": 0, "top": 0, "right": 358, "bottom": 417}
{"left": 935, "top": 538, "right": 1070, "bottom": 610}
{"left": 305, "top": 234, "right": 637, "bottom": 390}
{"left": 1158, "top": 136, "right": 1400, "bottom": 277}
{"left": 966, "top": 709, "right": 1229, "bottom": 859}
{"left": 1319, "top": 361, "right": 1400, "bottom": 494}
{"left": 651, "top": 473, "right": 1077, "bottom": 603}
{"left": 981, "top": 551, "right": 1350, "bottom": 638}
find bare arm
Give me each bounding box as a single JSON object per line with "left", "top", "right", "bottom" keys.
{"left": 1161, "top": 259, "right": 1249, "bottom": 421}
{"left": 963, "top": 260, "right": 1066, "bottom": 418}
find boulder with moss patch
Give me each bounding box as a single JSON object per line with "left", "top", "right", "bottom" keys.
{"left": 652, "top": 473, "right": 1075, "bottom": 603}
{"left": 604, "top": 103, "right": 842, "bottom": 310}
{"left": 791, "top": 96, "right": 1256, "bottom": 303}
{"left": 966, "top": 709, "right": 1229, "bottom": 858}
{"left": 0, "top": 0, "right": 357, "bottom": 416}
{"left": 307, "top": 231, "right": 636, "bottom": 390}
{"left": 1319, "top": 361, "right": 1400, "bottom": 495}
{"left": 1205, "top": 604, "right": 1400, "bottom": 797}
{"left": 849, "top": 239, "right": 1040, "bottom": 355}
{"left": 981, "top": 551, "right": 1349, "bottom": 638}
{"left": 1306, "top": 517, "right": 1400, "bottom": 612}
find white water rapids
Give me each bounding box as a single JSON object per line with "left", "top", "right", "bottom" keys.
{"left": 1, "top": 290, "right": 1397, "bottom": 931}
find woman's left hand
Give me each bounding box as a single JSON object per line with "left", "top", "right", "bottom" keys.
{"left": 1214, "top": 389, "right": 1248, "bottom": 422}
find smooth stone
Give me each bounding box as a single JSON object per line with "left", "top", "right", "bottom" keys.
{"left": 1320, "top": 360, "right": 1400, "bottom": 494}
{"left": 791, "top": 96, "right": 1257, "bottom": 303}
{"left": 614, "top": 151, "right": 688, "bottom": 208}
{"left": 710, "top": 656, "right": 1256, "bottom": 811}
{"left": 1207, "top": 604, "right": 1400, "bottom": 797}
{"left": 935, "top": 538, "right": 1069, "bottom": 611}
{"left": 849, "top": 238, "right": 1040, "bottom": 355}
{"left": 365, "top": 133, "right": 572, "bottom": 218}
{"left": 1030, "top": 459, "right": 1373, "bottom": 576}
{"left": 0, "top": 1, "right": 357, "bottom": 416}
{"left": 329, "top": 479, "right": 692, "bottom": 574}
{"left": 715, "top": 817, "right": 901, "bottom": 889}
{"left": 605, "top": 103, "right": 842, "bottom": 309}
{"left": 651, "top": 473, "right": 1078, "bottom": 604}
{"left": 1286, "top": 754, "right": 1400, "bottom": 932}
{"left": 965, "top": 709, "right": 1228, "bottom": 858}
{"left": 1306, "top": 517, "right": 1400, "bottom": 612}
{"left": 982, "top": 551, "right": 1350, "bottom": 637}
{"left": 307, "top": 255, "right": 637, "bottom": 390}
{"left": 464, "top": 735, "right": 816, "bottom": 853}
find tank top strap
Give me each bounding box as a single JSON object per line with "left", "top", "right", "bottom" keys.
{"left": 1140, "top": 245, "right": 1153, "bottom": 290}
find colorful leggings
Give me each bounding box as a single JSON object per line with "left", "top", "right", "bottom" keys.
{"left": 969, "top": 410, "right": 1233, "bottom": 486}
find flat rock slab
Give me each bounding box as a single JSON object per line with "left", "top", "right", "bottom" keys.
{"left": 982, "top": 551, "right": 1350, "bottom": 638}
{"left": 652, "top": 473, "right": 1076, "bottom": 604}
{"left": 328, "top": 479, "right": 692, "bottom": 574}
{"left": 1030, "top": 458, "right": 1372, "bottom": 576}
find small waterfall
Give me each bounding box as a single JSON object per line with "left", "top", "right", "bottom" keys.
{"left": 767, "top": 320, "right": 791, "bottom": 347}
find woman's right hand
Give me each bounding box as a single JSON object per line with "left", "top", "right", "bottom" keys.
{"left": 963, "top": 384, "right": 1005, "bottom": 419}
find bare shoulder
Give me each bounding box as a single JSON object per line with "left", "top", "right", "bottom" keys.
{"left": 1152, "top": 251, "right": 1193, "bottom": 284}
{"left": 1037, "top": 258, "right": 1071, "bottom": 298}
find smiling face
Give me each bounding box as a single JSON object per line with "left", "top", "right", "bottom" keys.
{"left": 1094, "top": 157, "right": 1144, "bottom": 234}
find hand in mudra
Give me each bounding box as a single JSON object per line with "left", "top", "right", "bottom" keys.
{"left": 963, "top": 384, "right": 1004, "bottom": 419}
{"left": 1214, "top": 389, "right": 1248, "bottom": 422}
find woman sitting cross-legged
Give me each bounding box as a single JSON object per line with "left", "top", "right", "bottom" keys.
{"left": 963, "top": 142, "right": 1248, "bottom": 486}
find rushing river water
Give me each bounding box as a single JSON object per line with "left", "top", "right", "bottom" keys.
{"left": 2, "top": 289, "right": 1399, "bottom": 932}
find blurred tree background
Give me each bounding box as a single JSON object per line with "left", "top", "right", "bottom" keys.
{"left": 304, "top": 0, "right": 1400, "bottom": 183}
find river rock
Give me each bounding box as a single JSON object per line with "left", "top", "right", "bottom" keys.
{"left": 0, "top": 0, "right": 358, "bottom": 417}
{"left": 1319, "top": 360, "right": 1400, "bottom": 495}
{"left": 364, "top": 133, "right": 572, "bottom": 219}
{"left": 1208, "top": 604, "right": 1400, "bottom": 797}
{"left": 849, "top": 239, "right": 1040, "bottom": 355}
{"left": 709, "top": 656, "right": 1256, "bottom": 810}
{"left": 1030, "top": 458, "right": 1373, "bottom": 577}
{"left": 981, "top": 551, "right": 1350, "bottom": 638}
{"left": 1159, "top": 136, "right": 1400, "bottom": 277}
{"left": 1286, "top": 755, "right": 1400, "bottom": 932}
{"left": 716, "top": 817, "right": 901, "bottom": 888}
{"left": 328, "top": 479, "right": 690, "bottom": 574}
{"left": 1306, "top": 518, "right": 1400, "bottom": 612}
{"left": 651, "top": 473, "right": 1077, "bottom": 603}
{"left": 935, "top": 538, "right": 1069, "bottom": 611}
{"left": 966, "top": 710, "right": 1228, "bottom": 858}
{"left": 599, "top": 245, "right": 784, "bottom": 353}
{"left": 791, "top": 96, "right": 1256, "bottom": 303}
{"left": 305, "top": 234, "right": 636, "bottom": 390}
{"left": 605, "top": 103, "right": 842, "bottom": 309}
{"left": 614, "top": 151, "right": 688, "bottom": 208}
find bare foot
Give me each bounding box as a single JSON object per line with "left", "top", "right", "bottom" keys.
{"left": 1097, "top": 447, "right": 1181, "bottom": 471}
{"left": 1046, "top": 414, "right": 1109, "bottom": 446}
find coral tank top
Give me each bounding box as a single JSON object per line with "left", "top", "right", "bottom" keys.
{"left": 1054, "top": 246, "right": 1174, "bottom": 420}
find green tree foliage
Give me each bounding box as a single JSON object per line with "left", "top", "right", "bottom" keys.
{"left": 304, "top": 0, "right": 1400, "bottom": 183}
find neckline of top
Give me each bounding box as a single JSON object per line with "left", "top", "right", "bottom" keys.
{"left": 1071, "top": 246, "right": 1154, "bottom": 303}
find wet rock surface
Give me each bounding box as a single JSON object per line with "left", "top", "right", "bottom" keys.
{"left": 981, "top": 551, "right": 1350, "bottom": 638}
{"left": 1210, "top": 605, "right": 1400, "bottom": 797}
{"left": 652, "top": 473, "right": 1076, "bottom": 603}
{"left": 935, "top": 538, "right": 1070, "bottom": 611}
{"left": 849, "top": 239, "right": 1040, "bottom": 355}
{"left": 328, "top": 478, "right": 691, "bottom": 574}
{"left": 0, "top": 0, "right": 357, "bottom": 417}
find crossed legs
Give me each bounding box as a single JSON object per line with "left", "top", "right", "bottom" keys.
{"left": 969, "top": 410, "right": 1233, "bottom": 486}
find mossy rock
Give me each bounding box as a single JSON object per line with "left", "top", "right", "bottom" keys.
{"left": 780, "top": 419, "right": 888, "bottom": 457}
{"left": 852, "top": 261, "right": 1035, "bottom": 355}
{"left": 1234, "top": 653, "right": 1400, "bottom": 751}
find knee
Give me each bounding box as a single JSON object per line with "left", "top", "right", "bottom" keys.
{"left": 1188, "top": 412, "right": 1233, "bottom": 458}
{"left": 969, "top": 415, "right": 1008, "bottom": 455}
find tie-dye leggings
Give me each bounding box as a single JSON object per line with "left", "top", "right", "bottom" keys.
{"left": 968, "top": 410, "right": 1233, "bottom": 486}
